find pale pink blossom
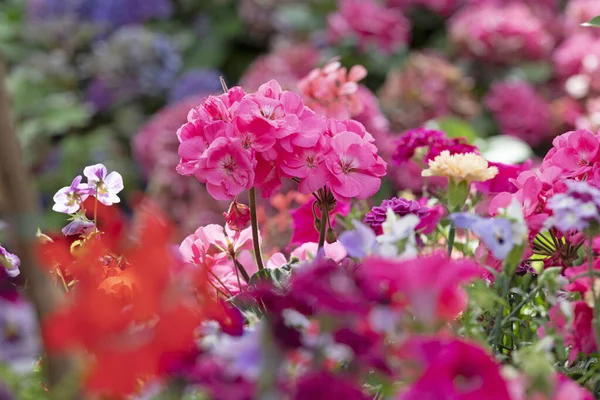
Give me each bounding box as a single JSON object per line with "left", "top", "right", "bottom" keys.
{"left": 298, "top": 59, "right": 367, "bottom": 120}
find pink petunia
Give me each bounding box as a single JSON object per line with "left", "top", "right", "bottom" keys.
{"left": 397, "top": 337, "right": 511, "bottom": 400}
{"left": 359, "top": 252, "right": 482, "bottom": 325}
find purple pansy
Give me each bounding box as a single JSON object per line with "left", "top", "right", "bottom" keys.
{"left": 83, "top": 163, "right": 124, "bottom": 206}
{"left": 339, "top": 220, "right": 377, "bottom": 259}
{"left": 0, "top": 245, "right": 20, "bottom": 278}
{"left": 61, "top": 211, "right": 96, "bottom": 236}
{"left": 52, "top": 175, "right": 90, "bottom": 214}
{"left": 450, "top": 213, "right": 514, "bottom": 259}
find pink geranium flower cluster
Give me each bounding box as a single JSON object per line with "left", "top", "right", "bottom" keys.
{"left": 485, "top": 81, "right": 552, "bottom": 147}
{"left": 297, "top": 59, "right": 367, "bottom": 120}
{"left": 327, "top": 0, "right": 410, "bottom": 54}
{"left": 175, "top": 79, "right": 386, "bottom": 202}
{"left": 449, "top": 2, "right": 554, "bottom": 65}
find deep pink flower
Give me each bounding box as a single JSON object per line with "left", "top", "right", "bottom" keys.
{"left": 223, "top": 200, "right": 251, "bottom": 232}
{"left": 290, "top": 259, "right": 370, "bottom": 315}
{"left": 544, "top": 301, "right": 597, "bottom": 363}
{"left": 290, "top": 198, "right": 350, "bottom": 245}
{"left": 293, "top": 371, "right": 368, "bottom": 400}
{"left": 449, "top": 3, "right": 554, "bottom": 64}
{"left": 199, "top": 137, "right": 256, "bottom": 200}
{"left": 359, "top": 252, "right": 482, "bottom": 325}
{"left": 475, "top": 161, "right": 533, "bottom": 195}
{"left": 52, "top": 175, "right": 91, "bottom": 214}
{"left": 397, "top": 337, "right": 511, "bottom": 400}
{"left": 327, "top": 0, "right": 410, "bottom": 54}
{"left": 485, "top": 81, "right": 552, "bottom": 147}
{"left": 325, "top": 129, "right": 386, "bottom": 202}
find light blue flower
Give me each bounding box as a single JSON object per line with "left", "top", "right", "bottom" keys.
{"left": 450, "top": 213, "right": 514, "bottom": 259}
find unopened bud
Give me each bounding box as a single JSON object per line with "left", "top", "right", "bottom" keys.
{"left": 326, "top": 228, "right": 337, "bottom": 244}
{"left": 224, "top": 200, "right": 251, "bottom": 231}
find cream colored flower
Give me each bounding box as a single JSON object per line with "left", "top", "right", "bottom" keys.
{"left": 585, "top": 279, "right": 600, "bottom": 308}
{"left": 421, "top": 151, "right": 498, "bottom": 182}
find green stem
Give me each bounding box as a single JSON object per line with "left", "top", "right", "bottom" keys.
{"left": 501, "top": 285, "right": 541, "bottom": 327}
{"left": 317, "top": 202, "right": 327, "bottom": 251}
{"left": 447, "top": 221, "right": 456, "bottom": 257}
{"left": 93, "top": 188, "right": 98, "bottom": 228}
{"left": 586, "top": 234, "right": 600, "bottom": 350}
{"left": 233, "top": 258, "right": 251, "bottom": 282}
{"left": 249, "top": 187, "right": 265, "bottom": 270}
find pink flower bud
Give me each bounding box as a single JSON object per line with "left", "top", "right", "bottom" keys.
{"left": 224, "top": 200, "right": 251, "bottom": 231}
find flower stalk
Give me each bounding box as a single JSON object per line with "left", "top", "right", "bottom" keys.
{"left": 249, "top": 187, "right": 265, "bottom": 270}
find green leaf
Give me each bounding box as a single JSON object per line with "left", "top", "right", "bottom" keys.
{"left": 516, "top": 62, "right": 553, "bottom": 84}
{"left": 582, "top": 16, "right": 600, "bottom": 28}
{"left": 432, "top": 117, "right": 478, "bottom": 143}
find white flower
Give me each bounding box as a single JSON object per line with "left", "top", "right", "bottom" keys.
{"left": 376, "top": 208, "right": 420, "bottom": 259}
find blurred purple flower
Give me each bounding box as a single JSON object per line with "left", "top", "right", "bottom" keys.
{"left": 27, "top": 0, "right": 172, "bottom": 31}
{"left": 85, "top": 27, "right": 181, "bottom": 107}
{"left": 0, "top": 298, "right": 40, "bottom": 373}
{"left": 168, "top": 69, "right": 222, "bottom": 104}
{"left": 339, "top": 220, "right": 377, "bottom": 258}
{"left": 0, "top": 246, "right": 20, "bottom": 279}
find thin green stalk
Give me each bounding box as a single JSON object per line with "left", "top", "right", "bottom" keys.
{"left": 447, "top": 222, "right": 456, "bottom": 257}
{"left": 249, "top": 187, "right": 265, "bottom": 270}
{"left": 586, "top": 234, "right": 600, "bottom": 350}
{"left": 501, "top": 285, "right": 541, "bottom": 327}
{"left": 233, "top": 258, "right": 251, "bottom": 282}
{"left": 317, "top": 202, "right": 327, "bottom": 251}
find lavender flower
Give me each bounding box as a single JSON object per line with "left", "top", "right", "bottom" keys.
{"left": 364, "top": 197, "right": 430, "bottom": 234}
{"left": 0, "top": 246, "right": 20, "bottom": 279}
{"left": 27, "top": 0, "right": 172, "bottom": 31}
{"left": 168, "top": 69, "right": 223, "bottom": 104}
{"left": 547, "top": 181, "right": 600, "bottom": 233}
{"left": 84, "top": 163, "right": 124, "bottom": 206}
{"left": 52, "top": 175, "right": 90, "bottom": 214}
{"left": 339, "top": 220, "right": 377, "bottom": 258}
{"left": 62, "top": 211, "right": 96, "bottom": 236}
{"left": 85, "top": 27, "right": 181, "bottom": 106}
{"left": 450, "top": 213, "right": 514, "bottom": 259}
{"left": 0, "top": 298, "right": 40, "bottom": 373}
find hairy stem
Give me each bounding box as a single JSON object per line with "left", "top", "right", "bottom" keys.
{"left": 249, "top": 187, "right": 265, "bottom": 270}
